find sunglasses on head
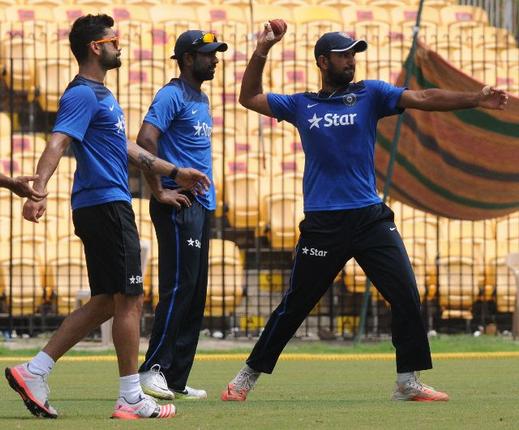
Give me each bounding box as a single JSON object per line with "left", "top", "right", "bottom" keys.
{"left": 192, "top": 32, "right": 217, "bottom": 46}
{"left": 89, "top": 36, "right": 119, "bottom": 50}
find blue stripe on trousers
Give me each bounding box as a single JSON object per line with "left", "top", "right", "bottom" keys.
{"left": 142, "top": 209, "right": 181, "bottom": 370}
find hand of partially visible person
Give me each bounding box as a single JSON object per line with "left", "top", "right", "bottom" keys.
{"left": 156, "top": 188, "right": 192, "bottom": 209}
{"left": 8, "top": 175, "right": 48, "bottom": 201}
{"left": 22, "top": 198, "right": 47, "bottom": 223}
{"left": 175, "top": 167, "right": 211, "bottom": 196}
{"left": 478, "top": 86, "right": 508, "bottom": 110}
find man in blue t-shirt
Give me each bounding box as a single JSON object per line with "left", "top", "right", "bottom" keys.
{"left": 222, "top": 26, "right": 508, "bottom": 402}
{"left": 5, "top": 15, "right": 209, "bottom": 420}
{"left": 137, "top": 30, "right": 227, "bottom": 401}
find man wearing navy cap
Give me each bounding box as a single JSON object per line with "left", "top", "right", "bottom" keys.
{"left": 137, "top": 30, "right": 227, "bottom": 400}
{"left": 221, "top": 27, "right": 508, "bottom": 402}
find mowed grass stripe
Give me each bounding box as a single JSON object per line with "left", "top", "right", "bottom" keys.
{"left": 2, "top": 351, "right": 519, "bottom": 362}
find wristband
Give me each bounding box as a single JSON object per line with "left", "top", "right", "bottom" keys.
{"left": 169, "top": 166, "right": 179, "bottom": 180}
{"left": 253, "top": 51, "right": 268, "bottom": 59}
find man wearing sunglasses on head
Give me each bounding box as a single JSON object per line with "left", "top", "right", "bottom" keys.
{"left": 137, "top": 30, "right": 227, "bottom": 401}
{"left": 5, "top": 14, "right": 210, "bottom": 420}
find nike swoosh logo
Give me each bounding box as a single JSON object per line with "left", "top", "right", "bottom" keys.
{"left": 192, "top": 109, "right": 198, "bottom": 114}
{"left": 390, "top": 227, "right": 397, "bottom": 231}
{"left": 109, "top": 104, "right": 114, "bottom": 111}
{"left": 307, "top": 103, "right": 318, "bottom": 108}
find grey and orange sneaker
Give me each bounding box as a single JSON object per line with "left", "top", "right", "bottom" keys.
{"left": 5, "top": 363, "right": 58, "bottom": 418}
{"left": 221, "top": 366, "right": 260, "bottom": 402}
{"left": 111, "top": 393, "right": 176, "bottom": 419}
{"left": 392, "top": 373, "right": 449, "bottom": 402}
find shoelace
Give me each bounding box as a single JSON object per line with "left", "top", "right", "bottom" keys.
{"left": 407, "top": 373, "right": 435, "bottom": 392}
{"left": 233, "top": 370, "right": 258, "bottom": 392}
{"left": 150, "top": 364, "right": 169, "bottom": 389}
{"left": 42, "top": 373, "right": 51, "bottom": 397}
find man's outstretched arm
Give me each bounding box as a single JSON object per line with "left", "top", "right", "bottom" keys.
{"left": 398, "top": 86, "right": 508, "bottom": 111}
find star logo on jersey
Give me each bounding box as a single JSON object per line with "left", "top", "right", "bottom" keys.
{"left": 187, "top": 238, "right": 195, "bottom": 246}
{"left": 115, "top": 114, "right": 126, "bottom": 134}
{"left": 193, "top": 120, "right": 212, "bottom": 137}
{"left": 308, "top": 113, "right": 323, "bottom": 129}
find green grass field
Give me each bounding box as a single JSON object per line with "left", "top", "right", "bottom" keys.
{"left": 1, "top": 336, "right": 519, "bottom": 429}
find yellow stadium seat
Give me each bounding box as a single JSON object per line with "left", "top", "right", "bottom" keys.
{"left": 400, "top": 217, "right": 438, "bottom": 241}
{"left": 252, "top": 4, "right": 295, "bottom": 27}
{"left": 437, "top": 253, "right": 484, "bottom": 321}
{"left": 293, "top": 5, "right": 344, "bottom": 26}
{"left": 47, "top": 257, "right": 90, "bottom": 315}
{"left": 196, "top": 5, "right": 249, "bottom": 26}
{"left": 318, "top": 0, "right": 361, "bottom": 6}
{"left": 224, "top": 172, "right": 261, "bottom": 229}
{"left": 35, "top": 59, "right": 75, "bottom": 112}
{"left": 0, "top": 37, "right": 41, "bottom": 92}
{"left": 461, "top": 26, "right": 517, "bottom": 51}
{"left": 53, "top": 5, "right": 94, "bottom": 23}
{"left": 125, "top": 0, "right": 163, "bottom": 5}
{"left": 366, "top": 0, "right": 411, "bottom": 9}
{"left": 269, "top": 0, "right": 308, "bottom": 7}
{"left": 259, "top": 172, "right": 303, "bottom": 233}
{"left": 344, "top": 258, "right": 368, "bottom": 293}
{"left": 206, "top": 238, "right": 244, "bottom": 317}
{"left": 439, "top": 219, "right": 495, "bottom": 242}
{"left": 25, "top": 0, "right": 62, "bottom": 6}
{"left": 271, "top": 153, "right": 305, "bottom": 177}
{"left": 389, "top": 5, "right": 440, "bottom": 29}
{"left": 4, "top": 5, "right": 54, "bottom": 23}
{"left": 342, "top": 5, "right": 391, "bottom": 24}
{"left": 102, "top": 5, "right": 151, "bottom": 23}
{"left": 74, "top": 0, "right": 113, "bottom": 6}
{"left": 439, "top": 5, "right": 489, "bottom": 30}
{"left": 270, "top": 60, "right": 320, "bottom": 93}
{"left": 425, "top": 0, "right": 457, "bottom": 9}
{"left": 0, "top": 113, "right": 11, "bottom": 141}
{"left": 265, "top": 193, "right": 303, "bottom": 250}
{"left": 149, "top": 5, "right": 200, "bottom": 25}
{"left": 0, "top": 241, "right": 44, "bottom": 316}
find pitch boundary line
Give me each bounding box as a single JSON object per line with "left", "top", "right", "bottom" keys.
{"left": 1, "top": 352, "right": 519, "bottom": 362}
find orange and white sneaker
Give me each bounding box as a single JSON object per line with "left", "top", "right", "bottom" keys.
{"left": 392, "top": 373, "right": 449, "bottom": 402}
{"left": 5, "top": 364, "right": 58, "bottom": 418}
{"left": 111, "top": 394, "right": 176, "bottom": 419}
{"left": 221, "top": 366, "right": 260, "bottom": 402}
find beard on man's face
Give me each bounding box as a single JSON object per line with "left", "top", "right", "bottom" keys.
{"left": 192, "top": 56, "right": 216, "bottom": 82}
{"left": 327, "top": 61, "right": 355, "bottom": 86}
{"left": 100, "top": 47, "right": 121, "bottom": 70}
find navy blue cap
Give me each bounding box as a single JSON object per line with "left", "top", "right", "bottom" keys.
{"left": 171, "top": 30, "right": 228, "bottom": 60}
{"left": 314, "top": 32, "right": 367, "bottom": 60}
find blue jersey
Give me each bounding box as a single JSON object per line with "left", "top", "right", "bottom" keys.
{"left": 143, "top": 78, "right": 215, "bottom": 210}
{"left": 267, "top": 80, "right": 405, "bottom": 212}
{"left": 53, "top": 75, "right": 131, "bottom": 210}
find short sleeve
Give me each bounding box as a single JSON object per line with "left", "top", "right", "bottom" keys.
{"left": 143, "top": 85, "right": 183, "bottom": 133}
{"left": 366, "top": 80, "right": 406, "bottom": 119}
{"left": 52, "top": 86, "right": 98, "bottom": 142}
{"left": 267, "top": 93, "right": 297, "bottom": 125}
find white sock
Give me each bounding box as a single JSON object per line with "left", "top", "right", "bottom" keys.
{"left": 397, "top": 372, "right": 415, "bottom": 385}
{"left": 120, "top": 374, "right": 143, "bottom": 403}
{"left": 28, "top": 351, "right": 55, "bottom": 376}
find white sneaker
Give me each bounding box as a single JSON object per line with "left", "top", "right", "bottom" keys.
{"left": 139, "top": 364, "right": 175, "bottom": 400}
{"left": 5, "top": 363, "right": 58, "bottom": 418}
{"left": 392, "top": 373, "right": 449, "bottom": 402}
{"left": 111, "top": 393, "right": 176, "bottom": 419}
{"left": 174, "top": 386, "right": 208, "bottom": 400}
